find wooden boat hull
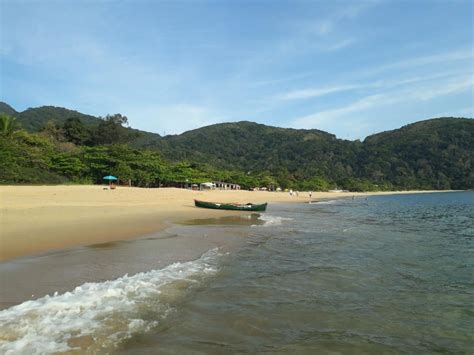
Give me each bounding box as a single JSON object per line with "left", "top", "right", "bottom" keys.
{"left": 194, "top": 199, "right": 267, "bottom": 212}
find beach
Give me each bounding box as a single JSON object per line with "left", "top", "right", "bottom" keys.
{"left": 1, "top": 190, "right": 472, "bottom": 353}
{"left": 0, "top": 185, "right": 447, "bottom": 261}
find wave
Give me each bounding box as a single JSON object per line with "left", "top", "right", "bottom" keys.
{"left": 0, "top": 249, "right": 221, "bottom": 354}
{"left": 310, "top": 199, "right": 339, "bottom": 205}
{"left": 253, "top": 214, "right": 293, "bottom": 227}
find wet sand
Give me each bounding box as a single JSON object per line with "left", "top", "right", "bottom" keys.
{"left": 0, "top": 185, "right": 446, "bottom": 261}
{"left": 0, "top": 216, "right": 259, "bottom": 309}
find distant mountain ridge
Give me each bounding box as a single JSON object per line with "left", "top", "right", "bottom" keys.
{"left": 1, "top": 101, "right": 473, "bottom": 189}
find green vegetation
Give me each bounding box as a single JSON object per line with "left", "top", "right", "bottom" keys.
{"left": 0, "top": 114, "right": 17, "bottom": 137}
{"left": 149, "top": 119, "right": 473, "bottom": 190}
{"left": 8, "top": 105, "right": 100, "bottom": 132}
{"left": 0, "top": 102, "right": 472, "bottom": 191}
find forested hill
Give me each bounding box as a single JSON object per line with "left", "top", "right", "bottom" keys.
{"left": 0, "top": 102, "right": 18, "bottom": 116}
{"left": 154, "top": 118, "right": 474, "bottom": 189}
{"left": 360, "top": 118, "right": 473, "bottom": 189}
{"left": 154, "top": 121, "right": 343, "bottom": 171}
{"left": 1, "top": 104, "right": 102, "bottom": 132}
{"left": 0, "top": 102, "right": 473, "bottom": 190}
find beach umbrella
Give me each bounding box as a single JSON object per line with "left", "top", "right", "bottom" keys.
{"left": 103, "top": 175, "right": 118, "bottom": 181}
{"left": 103, "top": 175, "right": 118, "bottom": 187}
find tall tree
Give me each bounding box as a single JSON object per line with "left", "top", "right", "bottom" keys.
{"left": 63, "top": 117, "right": 89, "bottom": 145}
{"left": 40, "top": 120, "right": 64, "bottom": 142}
{"left": 92, "top": 114, "right": 130, "bottom": 145}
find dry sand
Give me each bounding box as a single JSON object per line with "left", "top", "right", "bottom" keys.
{"left": 0, "top": 185, "right": 442, "bottom": 261}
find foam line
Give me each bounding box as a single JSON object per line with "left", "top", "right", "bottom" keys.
{"left": 0, "top": 249, "right": 221, "bottom": 354}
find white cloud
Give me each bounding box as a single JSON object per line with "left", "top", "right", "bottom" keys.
{"left": 413, "top": 77, "right": 473, "bottom": 101}
{"left": 277, "top": 84, "right": 361, "bottom": 101}
{"left": 251, "top": 70, "right": 320, "bottom": 87}
{"left": 360, "top": 48, "right": 474, "bottom": 78}
{"left": 305, "top": 1, "right": 380, "bottom": 37}
{"left": 275, "top": 69, "right": 470, "bottom": 102}
{"left": 309, "top": 20, "right": 333, "bottom": 36}
{"left": 323, "top": 38, "right": 356, "bottom": 52}
{"left": 292, "top": 93, "right": 389, "bottom": 127}
{"left": 291, "top": 75, "right": 473, "bottom": 128}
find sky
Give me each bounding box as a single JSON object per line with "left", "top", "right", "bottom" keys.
{"left": 0, "top": 0, "right": 473, "bottom": 139}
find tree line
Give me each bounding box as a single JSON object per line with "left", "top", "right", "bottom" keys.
{"left": 0, "top": 114, "right": 283, "bottom": 189}
{"left": 1, "top": 112, "right": 472, "bottom": 191}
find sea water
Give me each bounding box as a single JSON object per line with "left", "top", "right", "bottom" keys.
{"left": 0, "top": 192, "right": 473, "bottom": 353}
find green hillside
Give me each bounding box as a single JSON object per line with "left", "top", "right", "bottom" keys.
{"left": 145, "top": 118, "right": 473, "bottom": 190}
{"left": 0, "top": 102, "right": 18, "bottom": 116}
{"left": 11, "top": 105, "right": 101, "bottom": 132}
{"left": 0, "top": 101, "right": 160, "bottom": 144}
{"left": 360, "top": 118, "right": 474, "bottom": 189}
{"left": 151, "top": 121, "right": 358, "bottom": 185}
{"left": 0, "top": 102, "right": 472, "bottom": 190}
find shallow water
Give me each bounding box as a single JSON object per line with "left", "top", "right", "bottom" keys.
{"left": 1, "top": 192, "right": 473, "bottom": 353}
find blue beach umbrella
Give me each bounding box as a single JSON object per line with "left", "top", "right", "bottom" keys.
{"left": 103, "top": 175, "right": 118, "bottom": 187}
{"left": 103, "top": 175, "right": 118, "bottom": 181}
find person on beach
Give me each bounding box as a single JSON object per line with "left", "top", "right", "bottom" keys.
{"left": 309, "top": 191, "right": 313, "bottom": 199}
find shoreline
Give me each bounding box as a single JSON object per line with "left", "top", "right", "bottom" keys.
{"left": 0, "top": 219, "right": 256, "bottom": 310}
{"left": 0, "top": 185, "right": 457, "bottom": 262}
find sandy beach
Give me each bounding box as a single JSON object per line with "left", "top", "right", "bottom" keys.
{"left": 0, "top": 188, "right": 470, "bottom": 353}
{"left": 0, "top": 185, "right": 444, "bottom": 261}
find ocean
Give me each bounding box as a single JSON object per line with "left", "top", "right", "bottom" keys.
{"left": 0, "top": 192, "right": 473, "bottom": 353}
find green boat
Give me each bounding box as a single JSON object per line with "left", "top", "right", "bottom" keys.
{"left": 194, "top": 199, "right": 267, "bottom": 212}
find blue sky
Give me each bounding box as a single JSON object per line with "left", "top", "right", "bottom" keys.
{"left": 1, "top": 0, "right": 472, "bottom": 139}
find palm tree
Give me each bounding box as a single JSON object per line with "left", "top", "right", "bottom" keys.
{"left": 0, "top": 114, "right": 17, "bottom": 137}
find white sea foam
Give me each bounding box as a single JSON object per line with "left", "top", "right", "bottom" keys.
{"left": 311, "top": 199, "right": 339, "bottom": 205}
{"left": 0, "top": 249, "right": 221, "bottom": 354}
{"left": 254, "top": 214, "right": 293, "bottom": 227}
{"left": 461, "top": 227, "right": 474, "bottom": 236}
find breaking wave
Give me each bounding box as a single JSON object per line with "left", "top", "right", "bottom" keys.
{"left": 310, "top": 199, "right": 339, "bottom": 205}
{"left": 0, "top": 249, "right": 221, "bottom": 354}
{"left": 254, "top": 214, "right": 293, "bottom": 227}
